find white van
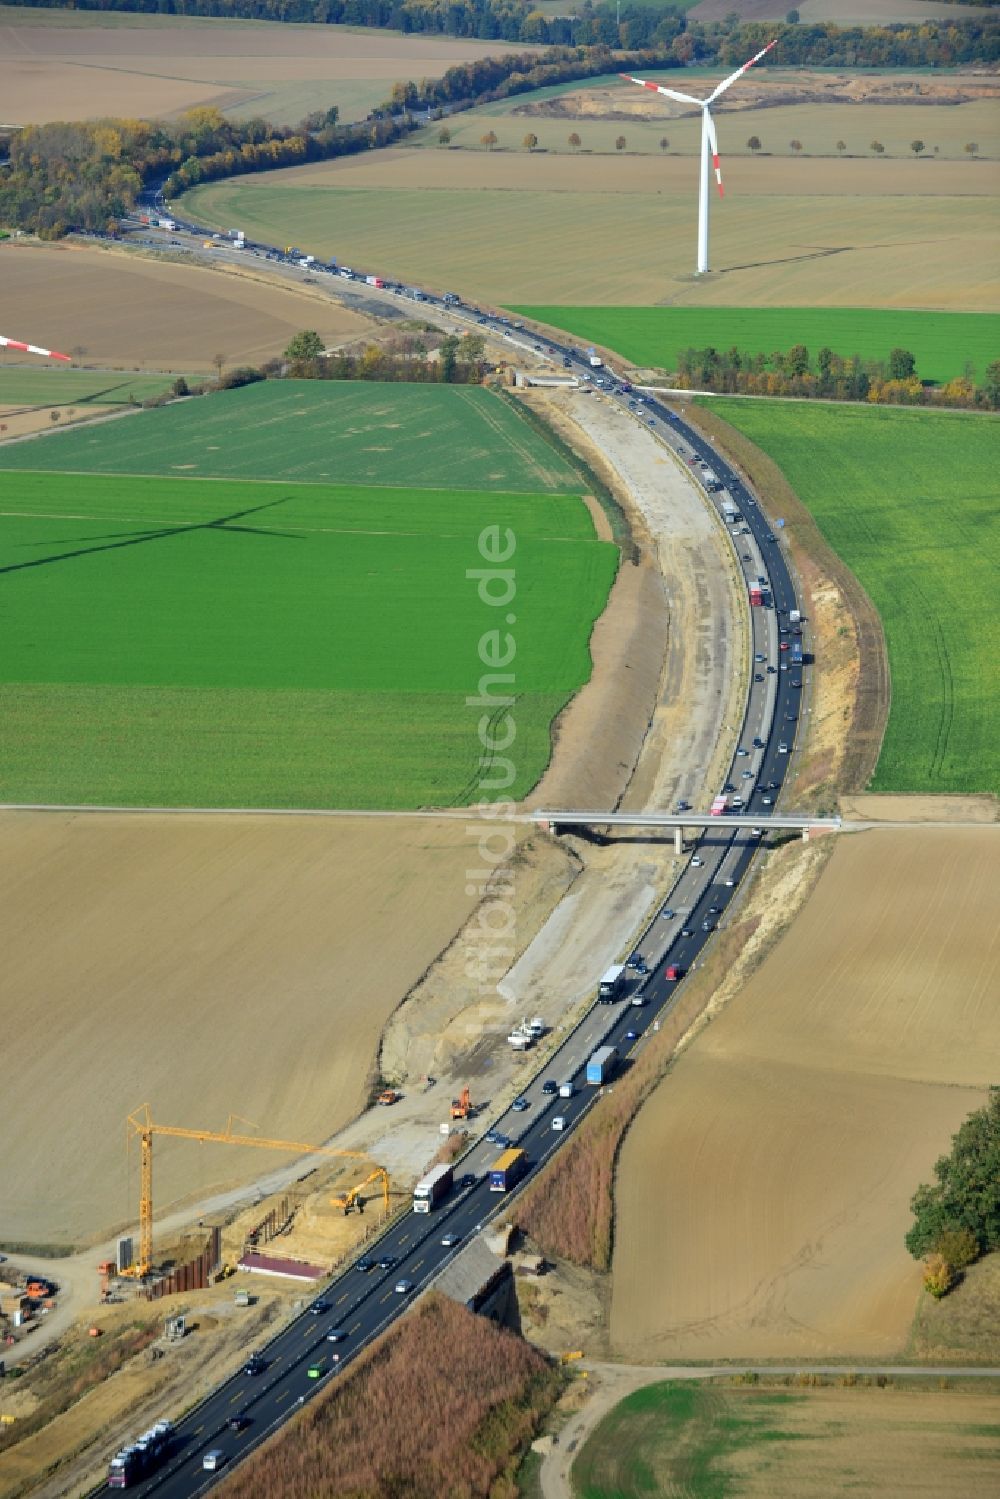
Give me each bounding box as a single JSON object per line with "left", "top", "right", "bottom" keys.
{"left": 203, "top": 1450, "right": 225, "bottom": 1471}
{"left": 552, "top": 1116, "right": 566, "bottom": 1132}
{"left": 558, "top": 1082, "right": 574, "bottom": 1098}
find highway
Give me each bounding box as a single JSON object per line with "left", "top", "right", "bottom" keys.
{"left": 96, "top": 213, "right": 807, "bottom": 1496}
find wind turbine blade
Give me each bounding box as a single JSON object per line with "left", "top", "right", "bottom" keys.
{"left": 0, "top": 335, "right": 72, "bottom": 362}
{"left": 706, "top": 38, "right": 777, "bottom": 105}
{"left": 705, "top": 110, "right": 724, "bottom": 197}
{"left": 619, "top": 73, "right": 703, "bottom": 107}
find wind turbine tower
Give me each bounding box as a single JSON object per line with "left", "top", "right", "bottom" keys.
{"left": 621, "top": 39, "right": 776, "bottom": 275}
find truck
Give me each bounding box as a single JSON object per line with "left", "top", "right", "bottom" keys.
{"left": 702, "top": 468, "right": 722, "bottom": 492}
{"left": 588, "top": 354, "right": 603, "bottom": 368}
{"left": 788, "top": 608, "right": 801, "bottom": 624}
{"left": 489, "top": 1147, "right": 528, "bottom": 1192}
{"left": 107, "top": 1422, "right": 173, "bottom": 1488}
{"left": 710, "top": 794, "right": 729, "bottom": 816}
{"left": 749, "top": 584, "right": 764, "bottom": 607}
{"left": 722, "top": 499, "right": 740, "bottom": 524}
{"left": 598, "top": 964, "right": 626, "bottom": 1001}
{"left": 365, "top": 274, "right": 385, "bottom": 288}
{"left": 791, "top": 639, "right": 803, "bottom": 665}
{"left": 413, "top": 1163, "right": 453, "bottom": 1214}
{"left": 507, "top": 1024, "right": 533, "bottom": 1050}
{"left": 586, "top": 1045, "right": 617, "bottom": 1086}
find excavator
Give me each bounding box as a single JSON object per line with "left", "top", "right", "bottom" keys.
{"left": 331, "top": 1167, "right": 390, "bottom": 1217}
{"left": 450, "top": 1086, "right": 473, "bottom": 1121}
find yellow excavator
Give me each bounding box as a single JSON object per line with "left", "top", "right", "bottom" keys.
{"left": 331, "top": 1167, "right": 390, "bottom": 1216}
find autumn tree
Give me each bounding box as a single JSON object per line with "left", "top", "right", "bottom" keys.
{"left": 437, "top": 125, "right": 451, "bottom": 146}
{"left": 615, "top": 135, "right": 627, "bottom": 151}
{"left": 836, "top": 140, "right": 846, "bottom": 153}
{"left": 789, "top": 139, "right": 803, "bottom": 153}
{"left": 910, "top": 139, "right": 925, "bottom": 155}
{"left": 870, "top": 140, "right": 885, "bottom": 154}
{"left": 568, "top": 132, "right": 581, "bottom": 151}
{"left": 964, "top": 142, "right": 979, "bottom": 157}
{"left": 522, "top": 132, "right": 538, "bottom": 151}
{"left": 747, "top": 135, "right": 762, "bottom": 153}
{"left": 481, "top": 130, "right": 498, "bottom": 151}
{"left": 659, "top": 136, "right": 670, "bottom": 152}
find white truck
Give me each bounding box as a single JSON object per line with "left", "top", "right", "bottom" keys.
{"left": 507, "top": 1025, "right": 533, "bottom": 1051}
{"left": 588, "top": 354, "right": 603, "bottom": 368}
{"left": 413, "top": 1163, "right": 453, "bottom": 1213}
{"left": 598, "top": 964, "right": 627, "bottom": 1002}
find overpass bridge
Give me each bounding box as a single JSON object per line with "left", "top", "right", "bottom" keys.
{"left": 532, "top": 809, "right": 841, "bottom": 854}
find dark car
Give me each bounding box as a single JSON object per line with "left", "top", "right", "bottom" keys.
{"left": 243, "top": 1354, "right": 266, "bottom": 1376}
{"left": 542, "top": 1079, "right": 559, "bottom": 1095}
{"left": 791, "top": 677, "right": 801, "bottom": 688}
{"left": 356, "top": 1256, "right": 376, "bottom": 1273}
{"left": 377, "top": 1255, "right": 396, "bottom": 1271}
{"left": 512, "top": 1097, "right": 530, "bottom": 1113}
{"left": 310, "top": 1299, "right": 330, "bottom": 1315}
{"left": 228, "top": 1412, "right": 249, "bottom": 1432}
{"left": 681, "top": 927, "right": 693, "bottom": 937}
{"left": 766, "top": 532, "right": 776, "bottom": 543}
{"left": 327, "top": 1328, "right": 348, "bottom": 1342}
{"left": 753, "top": 737, "right": 764, "bottom": 749}
{"left": 458, "top": 1173, "right": 477, "bottom": 1190}
{"left": 493, "top": 1133, "right": 512, "bottom": 1150}
{"left": 754, "top": 672, "right": 764, "bottom": 683}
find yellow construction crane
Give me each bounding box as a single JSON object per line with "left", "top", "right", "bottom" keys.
{"left": 331, "top": 1167, "right": 390, "bottom": 1216}
{"left": 125, "top": 1104, "right": 384, "bottom": 1279}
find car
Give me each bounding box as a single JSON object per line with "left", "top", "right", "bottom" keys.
{"left": 675, "top": 800, "right": 690, "bottom": 812}
{"left": 626, "top": 1027, "right": 641, "bottom": 1040}
{"left": 791, "top": 677, "right": 802, "bottom": 688}
{"left": 778, "top": 742, "right": 789, "bottom": 755}
{"left": 542, "top": 1079, "right": 559, "bottom": 1095}
{"left": 327, "top": 1328, "right": 347, "bottom": 1342}
{"left": 203, "top": 1450, "right": 226, "bottom": 1471}
{"left": 731, "top": 795, "right": 744, "bottom": 807}
{"left": 680, "top": 927, "right": 693, "bottom": 937}
{"left": 724, "top": 877, "right": 735, "bottom": 886}
{"left": 767, "top": 665, "right": 777, "bottom": 674}
{"left": 785, "top": 713, "right": 797, "bottom": 722}
{"left": 691, "top": 856, "right": 703, "bottom": 867}
{"left": 750, "top": 827, "right": 763, "bottom": 837}
{"left": 753, "top": 737, "right": 765, "bottom": 749}
{"left": 562, "top": 357, "right": 572, "bottom": 367}
{"left": 754, "top": 672, "right": 764, "bottom": 683}
{"left": 559, "top": 1081, "right": 575, "bottom": 1098}
{"left": 533, "top": 343, "right": 543, "bottom": 351}
{"left": 552, "top": 1116, "right": 566, "bottom": 1132}
{"left": 754, "top": 653, "right": 765, "bottom": 663}
{"left": 766, "top": 532, "right": 776, "bottom": 543}
{"left": 779, "top": 625, "right": 789, "bottom": 635}
{"left": 708, "top": 904, "right": 720, "bottom": 913}
{"left": 485, "top": 1128, "right": 503, "bottom": 1145}
{"left": 307, "top": 1362, "right": 325, "bottom": 1379}
{"left": 762, "top": 795, "right": 774, "bottom": 805}
{"left": 394, "top": 1278, "right": 414, "bottom": 1295}
{"left": 665, "top": 965, "right": 682, "bottom": 981}
{"left": 493, "top": 1133, "right": 512, "bottom": 1149}
{"left": 356, "top": 1256, "right": 376, "bottom": 1273}
{"left": 512, "top": 1096, "right": 530, "bottom": 1112}
{"left": 736, "top": 747, "right": 749, "bottom": 757}
{"left": 441, "top": 1232, "right": 462, "bottom": 1248}
{"left": 228, "top": 1412, "right": 249, "bottom": 1432}
{"left": 701, "top": 920, "right": 714, "bottom": 932}
{"left": 780, "top": 661, "right": 789, "bottom": 672}
{"left": 661, "top": 906, "right": 675, "bottom": 922}
{"left": 742, "top": 770, "right": 753, "bottom": 780}
{"left": 779, "top": 641, "right": 790, "bottom": 652}
{"left": 458, "top": 1173, "right": 477, "bottom": 1190}
{"left": 243, "top": 1353, "right": 266, "bottom": 1375}
{"left": 743, "top": 552, "right": 753, "bottom": 562}
{"left": 377, "top": 1255, "right": 396, "bottom": 1271}
{"left": 310, "top": 1298, "right": 330, "bottom": 1315}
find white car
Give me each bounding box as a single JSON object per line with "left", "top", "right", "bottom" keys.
{"left": 552, "top": 1116, "right": 566, "bottom": 1132}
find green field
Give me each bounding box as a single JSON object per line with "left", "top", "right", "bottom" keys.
{"left": 0, "top": 469, "right": 615, "bottom": 807}
{"left": 512, "top": 307, "right": 1000, "bottom": 385}
{"left": 701, "top": 400, "right": 999, "bottom": 795}
{"left": 0, "top": 380, "right": 580, "bottom": 492}
{"left": 0, "top": 369, "right": 192, "bottom": 408}
{"left": 572, "top": 1379, "right": 1000, "bottom": 1499}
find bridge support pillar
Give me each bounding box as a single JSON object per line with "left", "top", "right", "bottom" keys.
{"left": 674, "top": 826, "right": 683, "bottom": 856}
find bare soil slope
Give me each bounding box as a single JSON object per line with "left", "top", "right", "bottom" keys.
{"left": 611, "top": 826, "right": 1000, "bottom": 1361}
{"left": 0, "top": 811, "right": 481, "bottom": 1247}
{"left": 0, "top": 243, "right": 374, "bottom": 371}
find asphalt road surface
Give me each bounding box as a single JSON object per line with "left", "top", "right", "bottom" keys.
{"left": 96, "top": 220, "right": 806, "bottom": 1497}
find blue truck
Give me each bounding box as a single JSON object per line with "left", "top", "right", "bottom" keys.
{"left": 586, "top": 1045, "right": 618, "bottom": 1086}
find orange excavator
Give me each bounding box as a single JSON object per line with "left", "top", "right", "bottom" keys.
{"left": 450, "top": 1086, "right": 473, "bottom": 1121}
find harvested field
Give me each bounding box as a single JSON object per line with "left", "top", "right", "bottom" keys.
{"left": 694, "top": 0, "right": 994, "bottom": 18}
{"left": 0, "top": 810, "right": 484, "bottom": 1247}
{"left": 611, "top": 827, "right": 1000, "bottom": 1361}
{"left": 573, "top": 1378, "right": 1000, "bottom": 1499}
{"left": 178, "top": 156, "right": 996, "bottom": 312}
{"left": 0, "top": 242, "right": 376, "bottom": 372}
{"left": 0, "top": 9, "right": 538, "bottom": 127}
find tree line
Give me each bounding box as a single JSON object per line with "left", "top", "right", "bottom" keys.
{"left": 907, "top": 1089, "right": 1000, "bottom": 1299}
{"left": 0, "top": 106, "right": 415, "bottom": 238}
{"left": 9, "top": 0, "right": 1000, "bottom": 64}
{"left": 675, "top": 343, "right": 1000, "bottom": 410}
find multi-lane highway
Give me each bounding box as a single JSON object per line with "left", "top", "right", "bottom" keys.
{"left": 96, "top": 216, "right": 807, "bottom": 1496}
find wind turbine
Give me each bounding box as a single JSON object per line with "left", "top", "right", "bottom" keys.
{"left": 621, "top": 39, "right": 776, "bottom": 276}
{"left": 0, "top": 334, "right": 71, "bottom": 362}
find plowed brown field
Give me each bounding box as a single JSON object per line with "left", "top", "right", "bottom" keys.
{"left": 0, "top": 11, "right": 537, "bottom": 127}
{"left": 0, "top": 811, "right": 481, "bottom": 1247}
{"left": 0, "top": 243, "right": 374, "bottom": 371}
{"left": 611, "top": 826, "right": 1000, "bottom": 1361}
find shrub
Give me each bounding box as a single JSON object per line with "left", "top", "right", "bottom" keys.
{"left": 923, "top": 1253, "right": 956, "bottom": 1300}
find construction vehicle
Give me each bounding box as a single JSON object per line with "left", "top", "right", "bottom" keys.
{"left": 125, "top": 1105, "right": 386, "bottom": 1279}
{"left": 330, "top": 1167, "right": 390, "bottom": 1217}
{"left": 97, "top": 1260, "right": 116, "bottom": 1302}
{"left": 450, "top": 1086, "right": 473, "bottom": 1120}
{"left": 377, "top": 1089, "right": 400, "bottom": 1107}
